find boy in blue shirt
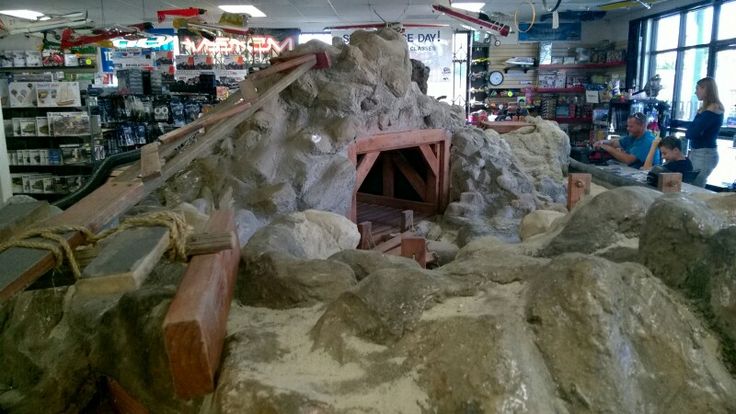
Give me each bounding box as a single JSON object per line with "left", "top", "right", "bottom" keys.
{"left": 593, "top": 112, "right": 660, "bottom": 169}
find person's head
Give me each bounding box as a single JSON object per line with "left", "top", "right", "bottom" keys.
{"left": 696, "top": 77, "right": 724, "bottom": 111}
{"left": 626, "top": 112, "right": 647, "bottom": 138}
{"left": 658, "top": 136, "right": 685, "bottom": 161}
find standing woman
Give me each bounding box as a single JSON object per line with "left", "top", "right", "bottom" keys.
{"left": 687, "top": 77, "right": 724, "bottom": 187}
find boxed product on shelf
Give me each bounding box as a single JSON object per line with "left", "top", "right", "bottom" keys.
{"left": 59, "top": 143, "right": 92, "bottom": 164}
{"left": 538, "top": 71, "right": 565, "bottom": 88}
{"left": 12, "top": 50, "right": 26, "bottom": 67}
{"left": 117, "top": 69, "right": 145, "bottom": 95}
{"left": 8, "top": 82, "right": 37, "bottom": 107}
{"left": 64, "top": 53, "right": 79, "bottom": 67}
{"left": 42, "top": 50, "right": 64, "bottom": 67}
{"left": 26, "top": 175, "right": 48, "bottom": 193}
{"left": 19, "top": 118, "right": 38, "bottom": 136}
{"left": 36, "top": 82, "right": 82, "bottom": 107}
{"left": 10, "top": 174, "right": 23, "bottom": 193}
{"left": 8, "top": 150, "right": 16, "bottom": 165}
{"left": 48, "top": 112, "right": 90, "bottom": 136}
{"left": 77, "top": 54, "right": 97, "bottom": 68}
{"left": 25, "top": 51, "right": 42, "bottom": 67}
{"left": 0, "top": 79, "right": 8, "bottom": 107}
{"left": 12, "top": 118, "right": 22, "bottom": 136}
{"left": 64, "top": 175, "right": 85, "bottom": 192}
{"left": 0, "top": 51, "right": 12, "bottom": 67}
{"left": 48, "top": 148, "right": 62, "bottom": 165}
{"left": 36, "top": 117, "right": 51, "bottom": 136}
{"left": 4, "top": 120, "right": 13, "bottom": 137}
{"left": 30, "top": 149, "right": 43, "bottom": 165}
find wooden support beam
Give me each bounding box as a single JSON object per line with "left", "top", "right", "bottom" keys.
{"left": 567, "top": 173, "right": 592, "bottom": 211}
{"left": 249, "top": 53, "right": 317, "bottom": 81}
{"left": 163, "top": 210, "right": 240, "bottom": 400}
{"left": 139, "top": 142, "right": 162, "bottom": 181}
{"left": 438, "top": 133, "right": 452, "bottom": 210}
{"left": 400, "top": 210, "right": 413, "bottom": 232}
{"left": 76, "top": 226, "right": 170, "bottom": 296}
{"left": 418, "top": 144, "right": 439, "bottom": 177}
{"left": 391, "top": 152, "right": 427, "bottom": 201}
{"left": 373, "top": 230, "right": 413, "bottom": 253}
{"left": 382, "top": 155, "right": 394, "bottom": 197}
{"left": 348, "top": 144, "right": 358, "bottom": 223}
{"left": 355, "top": 151, "right": 380, "bottom": 190}
{"left": 238, "top": 78, "right": 259, "bottom": 102}
{"left": 106, "top": 377, "right": 149, "bottom": 414}
{"left": 354, "top": 129, "right": 448, "bottom": 153}
{"left": 357, "top": 221, "right": 373, "bottom": 250}
{"left": 187, "top": 231, "right": 238, "bottom": 257}
{"left": 157, "top": 101, "right": 253, "bottom": 146}
{"left": 401, "top": 235, "right": 426, "bottom": 268}
{"left": 657, "top": 172, "right": 682, "bottom": 193}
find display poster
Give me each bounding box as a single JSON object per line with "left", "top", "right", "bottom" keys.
{"left": 518, "top": 22, "right": 581, "bottom": 41}
{"left": 178, "top": 28, "right": 300, "bottom": 65}
{"left": 332, "top": 28, "right": 454, "bottom": 102}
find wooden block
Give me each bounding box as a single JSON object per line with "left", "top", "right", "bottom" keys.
{"left": 400, "top": 210, "right": 413, "bottom": 232}
{"left": 163, "top": 210, "right": 240, "bottom": 399}
{"left": 355, "top": 151, "right": 380, "bottom": 190}
{"left": 139, "top": 142, "right": 162, "bottom": 181}
{"left": 658, "top": 172, "right": 682, "bottom": 193}
{"left": 187, "top": 231, "right": 237, "bottom": 257}
{"left": 391, "top": 152, "right": 427, "bottom": 201}
{"left": 357, "top": 221, "right": 373, "bottom": 250}
{"left": 106, "top": 377, "right": 149, "bottom": 414}
{"left": 76, "top": 226, "right": 169, "bottom": 295}
{"left": 238, "top": 78, "right": 258, "bottom": 102}
{"left": 567, "top": 173, "right": 592, "bottom": 211}
{"left": 0, "top": 201, "right": 52, "bottom": 241}
{"left": 401, "top": 236, "right": 426, "bottom": 268}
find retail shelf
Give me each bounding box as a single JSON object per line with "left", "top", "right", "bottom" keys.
{"left": 527, "top": 87, "right": 586, "bottom": 94}
{"left": 6, "top": 135, "right": 92, "bottom": 139}
{"left": 0, "top": 66, "right": 97, "bottom": 72}
{"left": 10, "top": 163, "right": 93, "bottom": 169}
{"left": 538, "top": 62, "right": 626, "bottom": 70}
{"left": 554, "top": 117, "right": 593, "bottom": 123}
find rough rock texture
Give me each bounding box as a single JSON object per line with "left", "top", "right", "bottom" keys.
{"left": 410, "top": 58, "right": 429, "bottom": 94}
{"left": 519, "top": 209, "right": 565, "bottom": 241}
{"left": 212, "top": 241, "right": 736, "bottom": 413}
{"left": 541, "top": 186, "right": 661, "bottom": 259}
{"left": 328, "top": 249, "right": 420, "bottom": 281}
{"left": 491, "top": 116, "right": 570, "bottom": 203}
{"left": 237, "top": 210, "right": 360, "bottom": 308}
{"left": 640, "top": 193, "right": 726, "bottom": 290}
{"left": 704, "top": 227, "right": 736, "bottom": 346}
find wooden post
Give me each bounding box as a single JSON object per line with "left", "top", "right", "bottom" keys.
{"left": 106, "top": 377, "right": 149, "bottom": 414}
{"left": 438, "top": 132, "right": 452, "bottom": 210}
{"left": 401, "top": 235, "right": 426, "bottom": 268}
{"left": 163, "top": 210, "right": 240, "bottom": 399}
{"left": 567, "top": 173, "right": 591, "bottom": 211}
{"left": 139, "top": 142, "right": 162, "bottom": 181}
{"left": 658, "top": 172, "right": 682, "bottom": 193}
{"left": 400, "top": 210, "right": 413, "bottom": 232}
{"left": 357, "top": 221, "right": 373, "bottom": 249}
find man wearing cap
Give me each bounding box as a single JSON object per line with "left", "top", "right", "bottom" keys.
{"left": 593, "top": 112, "right": 660, "bottom": 169}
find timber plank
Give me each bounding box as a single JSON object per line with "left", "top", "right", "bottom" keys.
{"left": 354, "top": 129, "right": 447, "bottom": 153}
{"left": 76, "top": 226, "right": 170, "bottom": 295}
{"left": 391, "top": 153, "right": 427, "bottom": 201}
{"left": 163, "top": 210, "right": 240, "bottom": 399}
{"left": 0, "top": 201, "right": 53, "bottom": 241}
{"left": 357, "top": 193, "right": 437, "bottom": 214}
{"left": 418, "top": 144, "right": 439, "bottom": 177}
{"left": 355, "top": 151, "right": 380, "bottom": 190}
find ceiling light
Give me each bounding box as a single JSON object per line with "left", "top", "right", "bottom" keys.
{"left": 0, "top": 9, "right": 45, "bottom": 20}
{"left": 38, "top": 16, "right": 51, "bottom": 21}
{"left": 218, "top": 5, "right": 266, "bottom": 17}
{"left": 451, "top": 3, "right": 486, "bottom": 13}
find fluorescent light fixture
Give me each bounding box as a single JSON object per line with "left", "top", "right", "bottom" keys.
{"left": 451, "top": 2, "right": 485, "bottom": 13}
{"left": 38, "top": 16, "right": 51, "bottom": 21}
{"left": 0, "top": 9, "right": 45, "bottom": 20}
{"left": 218, "top": 5, "right": 266, "bottom": 17}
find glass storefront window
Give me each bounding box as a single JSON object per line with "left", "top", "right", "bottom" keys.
{"left": 676, "top": 47, "right": 709, "bottom": 120}
{"left": 715, "top": 48, "right": 736, "bottom": 127}
{"left": 653, "top": 51, "right": 677, "bottom": 103}
{"left": 718, "top": 1, "right": 736, "bottom": 40}
{"left": 655, "top": 14, "right": 680, "bottom": 51}
{"left": 685, "top": 6, "right": 713, "bottom": 47}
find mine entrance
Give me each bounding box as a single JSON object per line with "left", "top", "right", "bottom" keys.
{"left": 348, "top": 129, "right": 451, "bottom": 259}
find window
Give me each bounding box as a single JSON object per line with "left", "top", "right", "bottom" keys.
{"left": 715, "top": 49, "right": 736, "bottom": 125}
{"left": 685, "top": 6, "right": 713, "bottom": 47}
{"left": 718, "top": 1, "right": 736, "bottom": 40}
{"left": 655, "top": 14, "right": 680, "bottom": 51}
{"left": 676, "top": 48, "right": 709, "bottom": 120}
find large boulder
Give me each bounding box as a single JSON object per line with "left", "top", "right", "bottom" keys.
{"left": 705, "top": 227, "right": 736, "bottom": 346}
{"left": 519, "top": 209, "right": 565, "bottom": 241}
{"left": 327, "top": 249, "right": 419, "bottom": 281}
{"left": 639, "top": 193, "right": 726, "bottom": 290}
{"left": 541, "top": 186, "right": 661, "bottom": 259}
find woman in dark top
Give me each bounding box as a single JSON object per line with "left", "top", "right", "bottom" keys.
{"left": 687, "top": 77, "right": 724, "bottom": 187}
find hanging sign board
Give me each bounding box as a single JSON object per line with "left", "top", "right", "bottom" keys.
{"left": 518, "top": 22, "right": 581, "bottom": 41}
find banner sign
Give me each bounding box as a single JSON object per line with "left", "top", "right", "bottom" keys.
{"left": 178, "top": 28, "right": 300, "bottom": 61}
{"left": 518, "top": 22, "right": 581, "bottom": 41}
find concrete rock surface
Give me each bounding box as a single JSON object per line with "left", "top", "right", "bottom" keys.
{"left": 519, "top": 209, "right": 565, "bottom": 241}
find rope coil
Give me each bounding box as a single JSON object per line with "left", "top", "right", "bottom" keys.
{"left": 0, "top": 210, "right": 190, "bottom": 279}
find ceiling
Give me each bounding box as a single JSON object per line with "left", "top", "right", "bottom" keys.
{"left": 0, "top": 0, "right": 670, "bottom": 32}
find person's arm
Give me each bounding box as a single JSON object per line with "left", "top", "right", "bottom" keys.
{"left": 593, "top": 138, "right": 621, "bottom": 149}
{"left": 600, "top": 143, "right": 637, "bottom": 165}
{"left": 641, "top": 137, "right": 662, "bottom": 170}
{"left": 685, "top": 112, "right": 706, "bottom": 142}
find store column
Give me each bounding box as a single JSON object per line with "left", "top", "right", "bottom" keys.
{"left": 0, "top": 102, "right": 10, "bottom": 203}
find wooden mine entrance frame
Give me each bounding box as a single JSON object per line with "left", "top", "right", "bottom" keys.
{"left": 0, "top": 51, "right": 332, "bottom": 401}
{"left": 348, "top": 129, "right": 451, "bottom": 265}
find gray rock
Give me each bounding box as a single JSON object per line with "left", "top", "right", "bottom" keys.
{"left": 706, "top": 227, "right": 736, "bottom": 346}
{"left": 542, "top": 186, "right": 661, "bottom": 257}
{"left": 234, "top": 208, "right": 263, "bottom": 247}
{"left": 410, "top": 58, "right": 429, "bottom": 94}
{"left": 526, "top": 254, "right": 736, "bottom": 413}
{"left": 519, "top": 209, "right": 565, "bottom": 241}
{"left": 327, "top": 249, "right": 419, "bottom": 281}
{"left": 639, "top": 193, "right": 725, "bottom": 289}
{"left": 237, "top": 251, "right": 357, "bottom": 308}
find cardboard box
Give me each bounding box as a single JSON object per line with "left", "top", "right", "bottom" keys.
{"left": 8, "top": 82, "right": 37, "bottom": 107}
{"left": 36, "top": 117, "right": 50, "bottom": 136}
{"left": 36, "top": 82, "right": 82, "bottom": 107}
{"left": 0, "top": 79, "right": 8, "bottom": 107}
{"left": 19, "top": 118, "right": 38, "bottom": 136}
{"left": 25, "top": 51, "right": 42, "bottom": 67}
{"left": 48, "top": 112, "right": 90, "bottom": 136}
{"left": 4, "top": 119, "right": 14, "bottom": 137}
{"left": 10, "top": 174, "right": 23, "bottom": 193}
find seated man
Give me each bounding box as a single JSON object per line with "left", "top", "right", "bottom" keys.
{"left": 593, "top": 112, "right": 660, "bottom": 169}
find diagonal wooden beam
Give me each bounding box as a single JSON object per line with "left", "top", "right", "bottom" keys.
{"left": 391, "top": 152, "right": 427, "bottom": 201}
{"left": 418, "top": 144, "right": 439, "bottom": 177}
{"left": 163, "top": 209, "right": 240, "bottom": 399}
{"left": 355, "top": 151, "right": 380, "bottom": 190}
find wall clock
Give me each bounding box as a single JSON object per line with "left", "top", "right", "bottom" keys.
{"left": 488, "top": 70, "right": 504, "bottom": 86}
